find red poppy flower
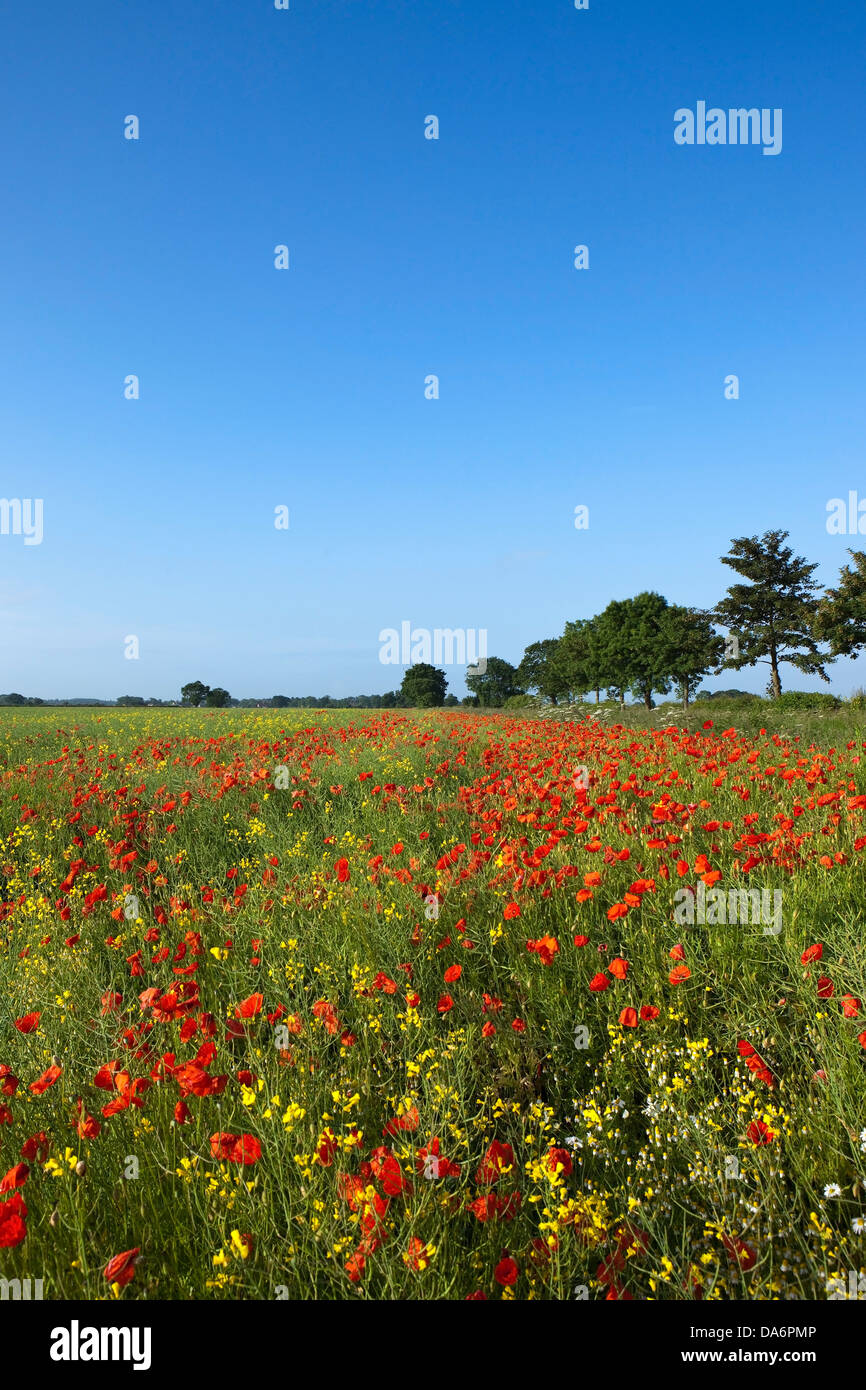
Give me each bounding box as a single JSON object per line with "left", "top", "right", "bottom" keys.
{"left": 104, "top": 1248, "right": 140, "bottom": 1286}
{"left": 747, "top": 1120, "right": 774, "bottom": 1145}
{"left": 546, "top": 1147, "right": 573, "bottom": 1177}
{"left": 209, "top": 1133, "right": 262, "bottom": 1165}
{"left": 0, "top": 1163, "right": 29, "bottom": 1193}
{"left": 494, "top": 1256, "right": 519, "bottom": 1286}
{"left": 29, "top": 1064, "right": 62, "bottom": 1095}
{"left": 13, "top": 1012, "right": 40, "bottom": 1034}
{"left": 0, "top": 1192, "right": 27, "bottom": 1248}
{"left": 235, "top": 993, "right": 264, "bottom": 1019}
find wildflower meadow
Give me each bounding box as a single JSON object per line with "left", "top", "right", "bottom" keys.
{"left": 1, "top": 703, "right": 864, "bottom": 1303}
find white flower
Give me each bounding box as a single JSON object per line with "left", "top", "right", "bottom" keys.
{"left": 824, "top": 1183, "right": 842, "bottom": 1198}
{"left": 852, "top": 1216, "right": 866, "bottom": 1235}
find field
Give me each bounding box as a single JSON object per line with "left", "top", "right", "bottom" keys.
{"left": 1, "top": 705, "right": 865, "bottom": 1301}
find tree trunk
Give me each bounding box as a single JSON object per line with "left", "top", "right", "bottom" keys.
{"left": 770, "top": 651, "right": 782, "bottom": 698}
{"left": 595, "top": 689, "right": 600, "bottom": 704}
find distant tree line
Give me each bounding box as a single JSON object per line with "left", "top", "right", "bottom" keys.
{"left": 378, "top": 530, "right": 866, "bottom": 710}
{"left": 6, "top": 532, "right": 866, "bottom": 712}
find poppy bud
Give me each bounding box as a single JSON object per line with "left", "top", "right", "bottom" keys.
{"left": 75, "top": 1160, "right": 87, "bottom": 1177}
{"left": 49, "top": 1209, "right": 59, "bottom": 1228}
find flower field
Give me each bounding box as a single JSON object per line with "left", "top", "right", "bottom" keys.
{"left": 1, "top": 706, "right": 865, "bottom": 1301}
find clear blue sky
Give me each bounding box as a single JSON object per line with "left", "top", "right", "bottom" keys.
{"left": 2, "top": 0, "right": 865, "bottom": 699}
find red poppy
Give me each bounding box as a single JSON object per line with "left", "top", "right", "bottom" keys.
{"left": 747, "top": 1120, "right": 774, "bottom": 1145}
{"left": 234, "top": 993, "right": 264, "bottom": 1018}
{"left": 104, "top": 1247, "right": 140, "bottom": 1286}
{"left": 0, "top": 1163, "right": 29, "bottom": 1193}
{"left": 209, "top": 1133, "right": 262, "bottom": 1165}
{"left": 29, "top": 1064, "right": 62, "bottom": 1095}
{"left": 0, "top": 1192, "right": 27, "bottom": 1248}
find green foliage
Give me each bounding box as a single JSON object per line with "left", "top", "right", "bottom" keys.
{"left": 465, "top": 657, "right": 522, "bottom": 707}
{"left": 181, "top": 681, "right": 210, "bottom": 707}
{"left": 773, "top": 690, "right": 841, "bottom": 712}
{"left": 815, "top": 550, "right": 866, "bottom": 657}
{"left": 715, "top": 529, "right": 831, "bottom": 698}
{"left": 399, "top": 663, "right": 448, "bottom": 707}
{"left": 516, "top": 639, "right": 568, "bottom": 704}
{"left": 204, "top": 688, "right": 232, "bottom": 708}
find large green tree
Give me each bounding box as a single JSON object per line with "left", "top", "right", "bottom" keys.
{"left": 714, "top": 530, "right": 831, "bottom": 698}
{"left": 400, "top": 663, "right": 447, "bottom": 707}
{"left": 618, "top": 592, "right": 680, "bottom": 709}
{"left": 516, "top": 639, "right": 568, "bottom": 704}
{"left": 814, "top": 550, "right": 866, "bottom": 657}
{"left": 181, "top": 681, "right": 210, "bottom": 706}
{"left": 205, "top": 687, "right": 231, "bottom": 707}
{"left": 465, "top": 657, "right": 522, "bottom": 707}
{"left": 559, "top": 617, "right": 610, "bottom": 703}
{"left": 653, "top": 605, "right": 725, "bottom": 709}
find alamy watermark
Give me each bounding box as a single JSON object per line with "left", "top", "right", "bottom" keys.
{"left": 379, "top": 622, "right": 488, "bottom": 674}
{"left": 0, "top": 1276, "right": 43, "bottom": 1300}
{"left": 674, "top": 881, "right": 782, "bottom": 935}
{"left": 0, "top": 498, "right": 43, "bottom": 545}
{"left": 827, "top": 493, "right": 866, "bottom": 535}
{"left": 674, "top": 103, "right": 782, "bottom": 156}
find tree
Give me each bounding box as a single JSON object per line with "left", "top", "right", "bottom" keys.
{"left": 814, "top": 550, "right": 866, "bottom": 657}
{"left": 399, "top": 663, "right": 447, "bottom": 707}
{"left": 586, "top": 594, "right": 673, "bottom": 709}
{"left": 517, "top": 639, "right": 568, "bottom": 704}
{"left": 714, "top": 530, "right": 831, "bottom": 698}
{"left": 117, "top": 695, "right": 146, "bottom": 707}
{"left": 652, "top": 606, "right": 724, "bottom": 709}
{"left": 559, "top": 617, "right": 610, "bottom": 704}
{"left": 181, "top": 681, "right": 210, "bottom": 707}
{"left": 465, "top": 657, "right": 522, "bottom": 707}
{"left": 205, "top": 688, "right": 231, "bottom": 707}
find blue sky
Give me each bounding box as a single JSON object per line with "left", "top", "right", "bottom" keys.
{"left": 2, "top": 0, "right": 865, "bottom": 699}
